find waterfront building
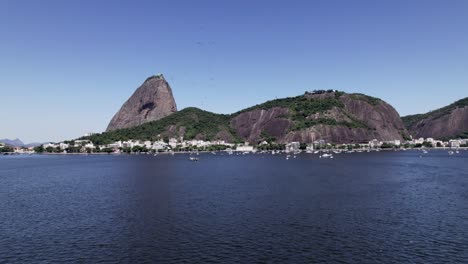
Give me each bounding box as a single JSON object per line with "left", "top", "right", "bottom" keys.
{"left": 449, "top": 140, "right": 461, "bottom": 148}
{"left": 152, "top": 141, "right": 168, "bottom": 150}
{"left": 236, "top": 143, "right": 254, "bottom": 152}
{"left": 74, "top": 140, "right": 91, "bottom": 147}
{"left": 313, "top": 140, "right": 326, "bottom": 148}
{"left": 414, "top": 138, "right": 425, "bottom": 144}
{"left": 168, "top": 138, "right": 178, "bottom": 148}
{"left": 108, "top": 141, "right": 122, "bottom": 149}
{"left": 43, "top": 143, "right": 58, "bottom": 149}
{"left": 286, "top": 142, "right": 300, "bottom": 153}
{"left": 59, "top": 143, "right": 69, "bottom": 150}
{"left": 143, "top": 141, "right": 152, "bottom": 149}
{"left": 369, "top": 139, "right": 381, "bottom": 148}
{"left": 84, "top": 143, "right": 95, "bottom": 149}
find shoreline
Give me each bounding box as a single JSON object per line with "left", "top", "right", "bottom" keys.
{"left": 5, "top": 147, "right": 467, "bottom": 156}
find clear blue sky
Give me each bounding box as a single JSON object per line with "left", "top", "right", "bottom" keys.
{"left": 1, "top": 0, "right": 467, "bottom": 143}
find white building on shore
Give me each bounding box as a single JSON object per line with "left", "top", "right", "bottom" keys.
{"left": 236, "top": 143, "right": 254, "bottom": 152}
{"left": 449, "top": 140, "right": 461, "bottom": 148}
{"left": 108, "top": 141, "right": 122, "bottom": 149}
{"left": 59, "top": 143, "right": 69, "bottom": 150}
{"left": 286, "top": 142, "right": 300, "bottom": 153}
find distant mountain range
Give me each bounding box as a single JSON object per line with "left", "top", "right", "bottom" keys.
{"left": 402, "top": 97, "right": 468, "bottom": 140}
{"left": 83, "top": 75, "right": 414, "bottom": 145}
{"left": 0, "top": 138, "right": 43, "bottom": 148}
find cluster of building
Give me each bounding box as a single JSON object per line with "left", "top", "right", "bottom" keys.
{"left": 0, "top": 143, "right": 35, "bottom": 154}
{"left": 42, "top": 140, "right": 96, "bottom": 151}
{"left": 39, "top": 138, "right": 237, "bottom": 153}
{"left": 4, "top": 135, "right": 466, "bottom": 155}
{"left": 366, "top": 137, "right": 467, "bottom": 149}
{"left": 281, "top": 137, "right": 467, "bottom": 153}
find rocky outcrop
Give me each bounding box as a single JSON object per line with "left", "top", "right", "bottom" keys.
{"left": 231, "top": 92, "right": 408, "bottom": 144}
{"left": 403, "top": 97, "right": 468, "bottom": 139}
{"left": 106, "top": 74, "right": 177, "bottom": 131}
{"left": 230, "top": 107, "right": 293, "bottom": 143}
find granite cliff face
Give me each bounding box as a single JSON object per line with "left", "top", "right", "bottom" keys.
{"left": 402, "top": 97, "right": 468, "bottom": 139}
{"left": 106, "top": 75, "right": 177, "bottom": 131}
{"left": 231, "top": 92, "right": 408, "bottom": 144}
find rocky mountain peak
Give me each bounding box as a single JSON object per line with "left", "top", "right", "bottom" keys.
{"left": 106, "top": 74, "right": 177, "bottom": 131}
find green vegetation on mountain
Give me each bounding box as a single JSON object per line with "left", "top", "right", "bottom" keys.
{"left": 291, "top": 118, "right": 368, "bottom": 131}
{"left": 350, "top": 93, "right": 382, "bottom": 106}
{"left": 402, "top": 97, "right": 468, "bottom": 127}
{"left": 399, "top": 130, "right": 412, "bottom": 141}
{"left": 260, "top": 130, "right": 277, "bottom": 143}
{"left": 234, "top": 92, "right": 370, "bottom": 130}
{"left": 235, "top": 94, "right": 345, "bottom": 116}
{"left": 85, "top": 107, "right": 241, "bottom": 145}
{"left": 439, "top": 132, "right": 468, "bottom": 141}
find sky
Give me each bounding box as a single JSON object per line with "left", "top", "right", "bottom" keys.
{"left": 1, "top": 0, "right": 467, "bottom": 143}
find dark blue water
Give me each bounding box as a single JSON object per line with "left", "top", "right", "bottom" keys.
{"left": 1, "top": 151, "right": 467, "bottom": 263}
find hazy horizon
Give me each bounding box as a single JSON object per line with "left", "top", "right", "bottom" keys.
{"left": 2, "top": 0, "right": 467, "bottom": 143}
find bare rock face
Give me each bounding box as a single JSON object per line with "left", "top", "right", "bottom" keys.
{"left": 403, "top": 99, "right": 468, "bottom": 139}
{"left": 231, "top": 92, "right": 408, "bottom": 144}
{"left": 230, "top": 107, "right": 293, "bottom": 143}
{"left": 106, "top": 75, "right": 177, "bottom": 131}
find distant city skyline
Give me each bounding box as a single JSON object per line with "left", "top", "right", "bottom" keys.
{"left": 1, "top": 0, "right": 467, "bottom": 143}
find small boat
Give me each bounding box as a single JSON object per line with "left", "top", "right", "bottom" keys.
{"left": 448, "top": 151, "right": 454, "bottom": 155}
{"left": 189, "top": 157, "right": 199, "bottom": 161}
{"left": 320, "top": 153, "right": 333, "bottom": 159}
